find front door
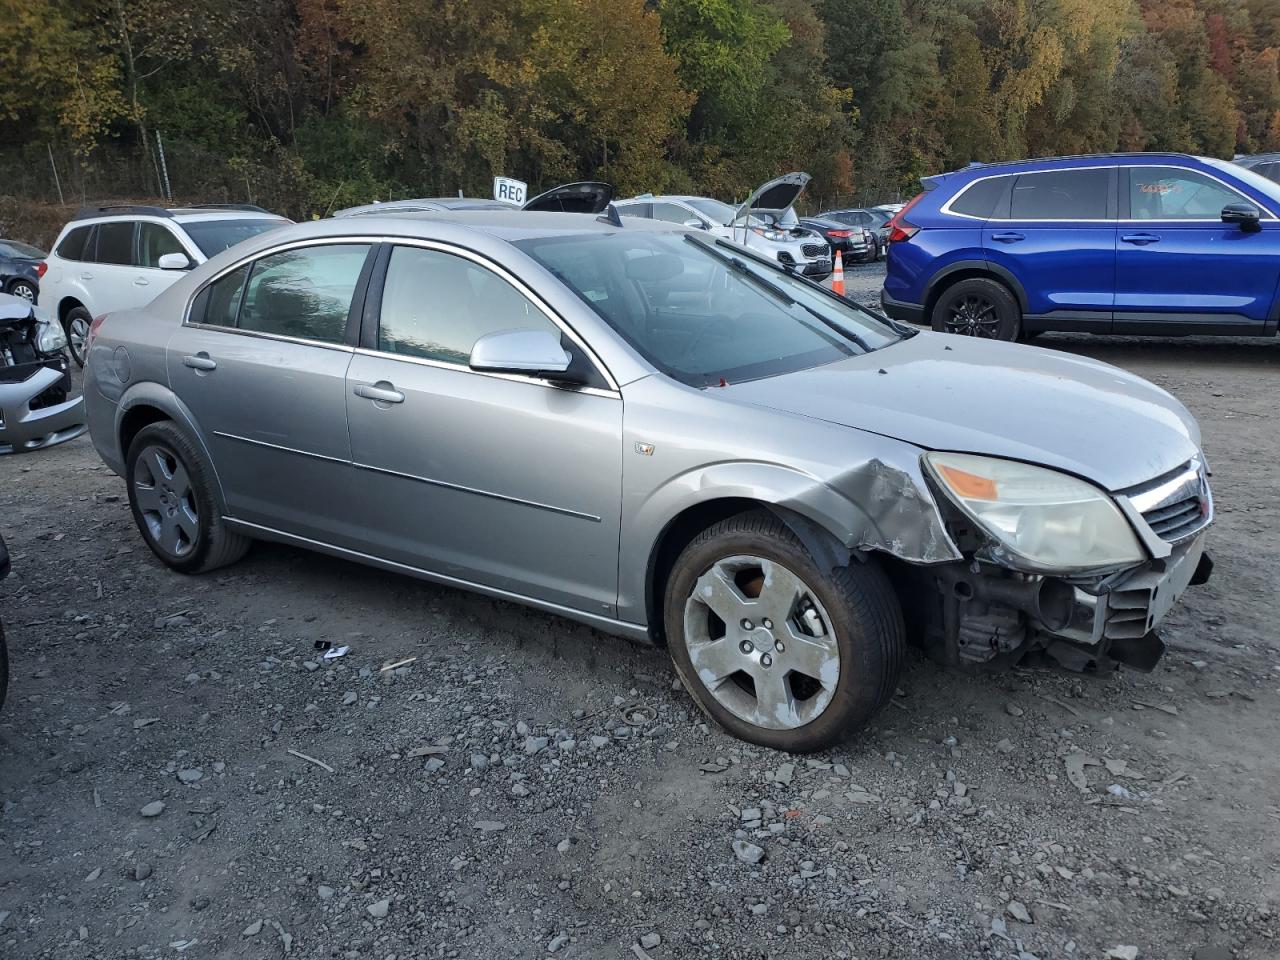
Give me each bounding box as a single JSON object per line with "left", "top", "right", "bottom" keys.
{"left": 1113, "top": 165, "right": 1279, "bottom": 334}
{"left": 981, "top": 166, "right": 1117, "bottom": 329}
{"left": 133, "top": 221, "right": 198, "bottom": 306}
{"left": 167, "top": 242, "right": 374, "bottom": 542}
{"left": 344, "top": 242, "right": 623, "bottom": 617}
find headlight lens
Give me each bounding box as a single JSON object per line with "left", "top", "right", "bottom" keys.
{"left": 750, "top": 226, "right": 786, "bottom": 241}
{"left": 36, "top": 319, "right": 67, "bottom": 354}
{"left": 925, "top": 452, "right": 1145, "bottom": 571}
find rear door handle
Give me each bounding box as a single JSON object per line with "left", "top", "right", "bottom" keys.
{"left": 133, "top": 277, "right": 150, "bottom": 286}
{"left": 1122, "top": 233, "right": 1160, "bottom": 245}
{"left": 182, "top": 353, "right": 217, "bottom": 372}
{"left": 79, "top": 272, "right": 94, "bottom": 280}
{"left": 990, "top": 232, "right": 1025, "bottom": 243}
{"left": 353, "top": 382, "right": 405, "bottom": 405}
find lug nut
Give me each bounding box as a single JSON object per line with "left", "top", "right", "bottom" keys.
{"left": 761, "top": 654, "right": 773, "bottom": 668}
{"left": 775, "top": 641, "right": 785, "bottom": 653}
{"left": 739, "top": 639, "right": 754, "bottom": 654}
{"left": 741, "top": 619, "right": 754, "bottom": 631}
{"left": 762, "top": 618, "right": 773, "bottom": 630}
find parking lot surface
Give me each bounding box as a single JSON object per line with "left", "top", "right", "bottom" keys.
{"left": 2, "top": 262, "right": 1278, "bottom": 959}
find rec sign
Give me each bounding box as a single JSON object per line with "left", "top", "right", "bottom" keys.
{"left": 493, "top": 177, "right": 527, "bottom": 206}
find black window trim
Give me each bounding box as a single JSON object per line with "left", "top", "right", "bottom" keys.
{"left": 355, "top": 237, "right": 619, "bottom": 394}
{"left": 183, "top": 237, "right": 378, "bottom": 353}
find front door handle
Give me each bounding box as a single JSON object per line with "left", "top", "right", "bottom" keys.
{"left": 353, "top": 382, "right": 405, "bottom": 405}
{"left": 182, "top": 353, "right": 217, "bottom": 372}
{"left": 1122, "top": 233, "right": 1161, "bottom": 245}
{"left": 990, "top": 232, "right": 1025, "bottom": 243}
{"left": 134, "top": 277, "right": 150, "bottom": 286}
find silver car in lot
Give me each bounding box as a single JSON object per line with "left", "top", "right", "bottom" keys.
{"left": 0, "top": 292, "right": 85, "bottom": 454}
{"left": 82, "top": 210, "right": 1213, "bottom": 752}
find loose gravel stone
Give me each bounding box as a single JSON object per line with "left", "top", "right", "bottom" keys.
{"left": 732, "top": 840, "right": 765, "bottom": 864}
{"left": 139, "top": 801, "right": 166, "bottom": 818}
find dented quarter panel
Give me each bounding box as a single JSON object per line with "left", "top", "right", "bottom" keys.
{"left": 615, "top": 374, "right": 960, "bottom": 623}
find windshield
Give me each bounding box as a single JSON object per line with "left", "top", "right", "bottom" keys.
{"left": 183, "top": 218, "right": 290, "bottom": 257}
{"left": 1205, "top": 158, "right": 1280, "bottom": 211}
{"left": 516, "top": 232, "right": 903, "bottom": 387}
{"left": 685, "top": 198, "right": 736, "bottom": 225}
{"left": 0, "top": 240, "right": 46, "bottom": 259}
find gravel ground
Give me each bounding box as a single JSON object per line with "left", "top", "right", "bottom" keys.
{"left": 2, "top": 261, "right": 1278, "bottom": 960}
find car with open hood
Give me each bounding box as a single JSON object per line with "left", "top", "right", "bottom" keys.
{"left": 616, "top": 173, "right": 832, "bottom": 278}
{"left": 81, "top": 207, "right": 1213, "bottom": 752}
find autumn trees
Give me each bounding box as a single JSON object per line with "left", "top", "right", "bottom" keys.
{"left": 0, "top": 0, "right": 1277, "bottom": 214}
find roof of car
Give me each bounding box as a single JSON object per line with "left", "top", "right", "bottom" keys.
{"left": 69, "top": 204, "right": 285, "bottom": 224}
{"left": 334, "top": 197, "right": 514, "bottom": 217}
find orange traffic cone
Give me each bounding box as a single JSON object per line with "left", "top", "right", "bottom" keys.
{"left": 831, "top": 249, "right": 845, "bottom": 297}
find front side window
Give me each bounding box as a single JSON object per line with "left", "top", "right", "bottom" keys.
{"left": 516, "top": 232, "right": 902, "bottom": 387}
{"left": 238, "top": 244, "right": 370, "bottom": 343}
{"left": 1010, "top": 169, "right": 1110, "bottom": 220}
{"left": 137, "top": 223, "right": 187, "bottom": 267}
{"left": 94, "top": 221, "right": 135, "bottom": 265}
{"left": 377, "top": 246, "right": 559, "bottom": 365}
{"left": 1130, "top": 167, "right": 1254, "bottom": 220}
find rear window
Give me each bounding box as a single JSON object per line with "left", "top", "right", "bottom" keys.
{"left": 1010, "top": 169, "right": 1110, "bottom": 220}
{"left": 94, "top": 221, "right": 136, "bottom": 264}
{"left": 181, "top": 218, "right": 289, "bottom": 258}
{"left": 55, "top": 227, "right": 92, "bottom": 261}
{"left": 949, "top": 177, "right": 1008, "bottom": 218}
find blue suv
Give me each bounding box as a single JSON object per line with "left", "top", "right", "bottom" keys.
{"left": 879, "top": 153, "right": 1280, "bottom": 340}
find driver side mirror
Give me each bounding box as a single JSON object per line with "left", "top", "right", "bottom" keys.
{"left": 1221, "top": 202, "right": 1262, "bottom": 233}
{"left": 469, "top": 329, "right": 582, "bottom": 383}
{"left": 157, "top": 252, "right": 193, "bottom": 270}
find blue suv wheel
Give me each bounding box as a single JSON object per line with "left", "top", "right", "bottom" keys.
{"left": 880, "top": 153, "right": 1280, "bottom": 341}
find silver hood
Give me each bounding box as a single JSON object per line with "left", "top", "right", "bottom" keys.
{"left": 724, "top": 332, "right": 1200, "bottom": 492}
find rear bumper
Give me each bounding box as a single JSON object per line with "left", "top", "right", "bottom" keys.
{"left": 880, "top": 290, "right": 925, "bottom": 325}
{"left": 0, "top": 365, "right": 87, "bottom": 454}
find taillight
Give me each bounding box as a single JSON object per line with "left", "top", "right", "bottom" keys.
{"left": 37, "top": 261, "right": 48, "bottom": 278}
{"left": 885, "top": 193, "right": 926, "bottom": 243}
{"left": 827, "top": 230, "right": 853, "bottom": 238}
{"left": 88, "top": 313, "right": 108, "bottom": 349}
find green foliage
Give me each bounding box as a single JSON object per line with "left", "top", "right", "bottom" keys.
{"left": 1, "top": 0, "right": 1277, "bottom": 213}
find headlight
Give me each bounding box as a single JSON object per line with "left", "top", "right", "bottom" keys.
{"left": 924, "top": 452, "right": 1145, "bottom": 572}
{"left": 36, "top": 319, "right": 67, "bottom": 354}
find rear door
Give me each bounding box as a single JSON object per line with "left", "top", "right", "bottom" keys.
{"left": 343, "top": 241, "right": 624, "bottom": 615}
{"left": 87, "top": 220, "right": 141, "bottom": 313}
{"left": 1113, "top": 164, "right": 1278, "bottom": 334}
{"left": 167, "top": 241, "right": 374, "bottom": 542}
{"left": 979, "top": 167, "right": 1117, "bottom": 330}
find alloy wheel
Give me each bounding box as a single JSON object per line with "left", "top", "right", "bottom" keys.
{"left": 682, "top": 555, "right": 840, "bottom": 731}
{"left": 68, "top": 315, "right": 90, "bottom": 365}
{"left": 11, "top": 282, "right": 35, "bottom": 302}
{"left": 132, "top": 444, "right": 200, "bottom": 558}
{"left": 945, "top": 294, "right": 1000, "bottom": 337}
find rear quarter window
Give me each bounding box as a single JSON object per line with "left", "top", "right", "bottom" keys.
{"left": 948, "top": 176, "right": 1009, "bottom": 218}
{"left": 55, "top": 225, "right": 93, "bottom": 261}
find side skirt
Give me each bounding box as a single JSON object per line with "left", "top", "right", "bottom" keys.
{"left": 223, "top": 517, "right": 653, "bottom": 645}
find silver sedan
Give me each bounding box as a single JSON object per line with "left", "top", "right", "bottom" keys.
{"left": 82, "top": 210, "right": 1213, "bottom": 752}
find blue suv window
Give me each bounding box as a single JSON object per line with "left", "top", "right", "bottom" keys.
{"left": 1010, "top": 169, "right": 1110, "bottom": 220}
{"left": 949, "top": 177, "right": 1009, "bottom": 218}
{"left": 1129, "top": 167, "right": 1250, "bottom": 220}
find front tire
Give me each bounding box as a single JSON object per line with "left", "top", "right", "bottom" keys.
{"left": 64, "top": 306, "right": 92, "bottom": 367}
{"left": 125, "top": 422, "right": 250, "bottom": 574}
{"left": 930, "top": 276, "right": 1020, "bottom": 341}
{"left": 664, "top": 511, "right": 904, "bottom": 753}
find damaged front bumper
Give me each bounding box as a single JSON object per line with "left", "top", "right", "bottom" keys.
{"left": 0, "top": 364, "right": 87, "bottom": 454}
{"left": 923, "top": 534, "right": 1212, "bottom": 673}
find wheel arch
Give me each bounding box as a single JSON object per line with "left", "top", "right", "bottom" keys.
{"left": 114, "top": 381, "right": 229, "bottom": 513}
{"left": 924, "top": 260, "right": 1027, "bottom": 322}
{"left": 58, "top": 296, "right": 87, "bottom": 324}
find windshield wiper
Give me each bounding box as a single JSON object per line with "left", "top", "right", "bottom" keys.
{"left": 684, "top": 234, "right": 795, "bottom": 306}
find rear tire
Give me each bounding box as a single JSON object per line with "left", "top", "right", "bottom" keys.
{"left": 9, "top": 280, "right": 36, "bottom": 303}
{"left": 664, "top": 510, "right": 904, "bottom": 753}
{"left": 64, "top": 306, "right": 91, "bottom": 367}
{"left": 930, "top": 276, "right": 1020, "bottom": 341}
{"left": 125, "top": 421, "right": 250, "bottom": 574}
